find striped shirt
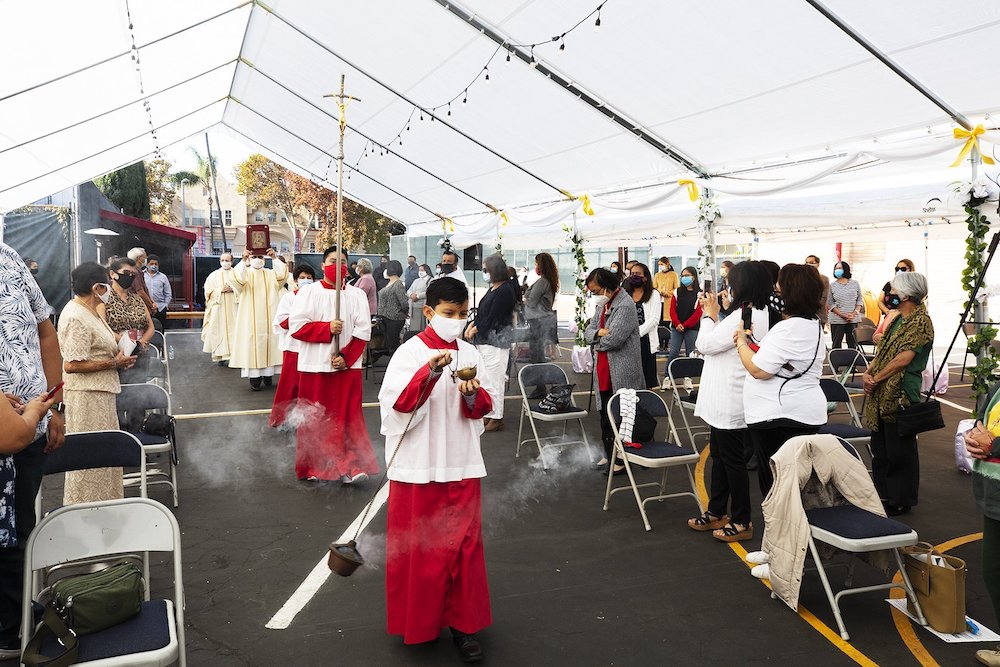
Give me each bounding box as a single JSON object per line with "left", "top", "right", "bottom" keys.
{"left": 827, "top": 279, "right": 863, "bottom": 324}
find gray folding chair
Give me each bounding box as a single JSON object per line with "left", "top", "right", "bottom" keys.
{"left": 603, "top": 390, "right": 702, "bottom": 531}
{"left": 118, "top": 383, "right": 178, "bottom": 507}
{"left": 817, "top": 378, "right": 872, "bottom": 463}
{"left": 664, "top": 357, "right": 709, "bottom": 450}
{"left": 516, "top": 363, "right": 596, "bottom": 469}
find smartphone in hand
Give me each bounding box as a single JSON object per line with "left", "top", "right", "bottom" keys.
{"left": 44, "top": 382, "right": 65, "bottom": 401}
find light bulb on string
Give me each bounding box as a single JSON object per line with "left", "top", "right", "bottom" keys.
{"left": 594, "top": 6, "right": 602, "bottom": 31}
{"left": 529, "top": 45, "right": 538, "bottom": 68}
{"left": 447, "top": 102, "right": 452, "bottom": 116}
{"left": 463, "top": 89, "right": 467, "bottom": 103}
{"left": 484, "top": 66, "right": 490, "bottom": 81}
{"left": 559, "top": 34, "right": 566, "bottom": 52}
{"left": 506, "top": 48, "right": 511, "bottom": 62}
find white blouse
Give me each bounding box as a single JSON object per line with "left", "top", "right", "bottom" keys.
{"left": 744, "top": 317, "right": 827, "bottom": 426}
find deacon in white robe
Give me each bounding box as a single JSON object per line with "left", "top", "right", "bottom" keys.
{"left": 201, "top": 253, "right": 238, "bottom": 363}
{"left": 229, "top": 248, "right": 288, "bottom": 390}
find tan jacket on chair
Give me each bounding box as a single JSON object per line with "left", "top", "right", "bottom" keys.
{"left": 761, "top": 434, "right": 886, "bottom": 611}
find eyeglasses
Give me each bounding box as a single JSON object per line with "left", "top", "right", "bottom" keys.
{"left": 896, "top": 266, "right": 909, "bottom": 272}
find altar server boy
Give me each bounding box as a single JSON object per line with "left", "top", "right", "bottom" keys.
{"left": 378, "top": 277, "right": 498, "bottom": 663}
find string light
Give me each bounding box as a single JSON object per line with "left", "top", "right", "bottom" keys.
{"left": 529, "top": 45, "right": 538, "bottom": 68}
{"left": 462, "top": 89, "right": 468, "bottom": 103}
{"left": 595, "top": 6, "right": 602, "bottom": 31}
{"left": 484, "top": 66, "right": 490, "bottom": 81}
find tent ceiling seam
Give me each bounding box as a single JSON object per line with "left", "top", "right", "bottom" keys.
{"left": 252, "top": 1, "right": 568, "bottom": 198}
{"left": 432, "top": 0, "right": 710, "bottom": 178}
{"left": 239, "top": 60, "right": 497, "bottom": 211}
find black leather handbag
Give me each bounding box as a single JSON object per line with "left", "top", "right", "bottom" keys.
{"left": 895, "top": 399, "right": 945, "bottom": 437}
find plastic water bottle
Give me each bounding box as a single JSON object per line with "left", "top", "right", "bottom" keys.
{"left": 168, "top": 345, "right": 175, "bottom": 360}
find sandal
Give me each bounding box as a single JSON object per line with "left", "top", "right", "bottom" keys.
{"left": 687, "top": 511, "right": 728, "bottom": 532}
{"left": 713, "top": 522, "right": 753, "bottom": 543}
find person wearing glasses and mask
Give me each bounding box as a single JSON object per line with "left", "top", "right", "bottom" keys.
{"left": 436, "top": 250, "right": 468, "bottom": 285}
{"left": 102, "top": 257, "right": 154, "bottom": 383}
{"left": 230, "top": 247, "right": 289, "bottom": 390}
{"left": 202, "top": 252, "right": 239, "bottom": 365}
{"left": 877, "top": 259, "right": 916, "bottom": 321}
{"left": 58, "top": 262, "right": 137, "bottom": 504}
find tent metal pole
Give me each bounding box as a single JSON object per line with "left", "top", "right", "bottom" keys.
{"left": 432, "top": 0, "right": 709, "bottom": 178}
{"left": 259, "top": 4, "right": 568, "bottom": 197}
{"left": 805, "top": 0, "right": 972, "bottom": 130}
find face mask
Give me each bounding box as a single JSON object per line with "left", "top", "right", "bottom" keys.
{"left": 833, "top": 268, "right": 844, "bottom": 278}
{"left": 884, "top": 293, "right": 902, "bottom": 309}
{"left": 220, "top": 261, "right": 232, "bottom": 270}
{"left": 628, "top": 274, "right": 644, "bottom": 287}
{"left": 29, "top": 268, "right": 38, "bottom": 275}
{"left": 114, "top": 272, "right": 135, "bottom": 289}
{"left": 95, "top": 283, "right": 112, "bottom": 304}
{"left": 435, "top": 267, "right": 442, "bottom": 275}
{"left": 297, "top": 278, "right": 313, "bottom": 288}
{"left": 769, "top": 292, "right": 785, "bottom": 313}
{"left": 610, "top": 267, "right": 619, "bottom": 274}
{"left": 659, "top": 265, "right": 667, "bottom": 273}
{"left": 323, "top": 264, "right": 347, "bottom": 284}
{"left": 147, "top": 265, "right": 159, "bottom": 273}
{"left": 418, "top": 270, "right": 427, "bottom": 279}
{"left": 721, "top": 268, "right": 729, "bottom": 278}
{"left": 482, "top": 271, "right": 491, "bottom": 283}
{"left": 250, "top": 258, "right": 265, "bottom": 270}
{"left": 383, "top": 270, "right": 390, "bottom": 280}
{"left": 592, "top": 293, "right": 609, "bottom": 308}
{"left": 429, "top": 313, "right": 466, "bottom": 343}
{"left": 440, "top": 263, "right": 456, "bottom": 274}
{"left": 680, "top": 275, "right": 694, "bottom": 287}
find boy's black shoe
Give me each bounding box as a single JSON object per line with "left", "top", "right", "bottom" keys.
{"left": 450, "top": 629, "right": 483, "bottom": 663}
{"left": 249, "top": 377, "right": 263, "bottom": 391}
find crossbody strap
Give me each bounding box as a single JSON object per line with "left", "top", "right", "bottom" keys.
{"left": 22, "top": 606, "right": 79, "bottom": 667}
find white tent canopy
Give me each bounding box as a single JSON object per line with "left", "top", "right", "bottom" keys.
{"left": 2, "top": 0, "right": 999, "bottom": 244}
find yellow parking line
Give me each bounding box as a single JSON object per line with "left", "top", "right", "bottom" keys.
{"left": 693, "top": 446, "right": 879, "bottom": 667}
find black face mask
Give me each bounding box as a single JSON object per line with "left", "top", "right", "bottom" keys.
{"left": 29, "top": 268, "right": 38, "bottom": 275}
{"left": 115, "top": 272, "right": 135, "bottom": 289}
{"left": 769, "top": 291, "right": 785, "bottom": 313}
{"left": 440, "top": 263, "right": 456, "bottom": 274}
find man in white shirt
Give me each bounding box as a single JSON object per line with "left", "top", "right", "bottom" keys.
{"left": 144, "top": 254, "right": 172, "bottom": 328}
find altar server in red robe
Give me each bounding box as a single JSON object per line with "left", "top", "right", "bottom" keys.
{"left": 288, "top": 247, "right": 378, "bottom": 483}
{"left": 269, "top": 264, "right": 316, "bottom": 428}
{"left": 378, "top": 277, "right": 498, "bottom": 663}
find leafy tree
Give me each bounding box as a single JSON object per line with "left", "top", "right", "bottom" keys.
{"left": 94, "top": 162, "right": 151, "bottom": 219}
{"left": 285, "top": 171, "right": 392, "bottom": 252}
{"left": 234, "top": 154, "right": 302, "bottom": 246}
{"left": 144, "top": 159, "right": 176, "bottom": 225}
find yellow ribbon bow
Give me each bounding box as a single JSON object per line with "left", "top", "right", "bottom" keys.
{"left": 499, "top": 211, "right": 510, "bottom": 227}
{"left": 678, "top": 179, "right": 699, "bottom": 201}
{"left": 558, "top": 189, "right": 595, "bottom": 216}
{"left": 951, "top": 124, "right": 996, "bottom": 167}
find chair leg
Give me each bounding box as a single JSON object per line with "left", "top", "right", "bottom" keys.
{"left": 528, "top": 416, "right": 549, "bottom": 470}
{"left": 578, "top": 419, "right": 597, "bottom": 463}
{"left": 516, "top": 404, "right": 526, "bottom": 458}
{"left": 808, "top": 536, "right": 850, "bottom": 640}
{"left": 621, "top": 455, "right": 651, "bottom": 531}
{"left": 170, "top": 459, "right": 179, "bottom": 508}
{"left": 684, "top": 464, "right": 703, "bottom": 512}
{"left": 894, "top": 548, "right": 927, "bottom": 626}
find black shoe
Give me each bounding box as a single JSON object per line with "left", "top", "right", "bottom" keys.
{"left": 885, "top": 504, "right": 912, "bottom": 516}
{"left": 528, "top": 386, "right": 547, "bottom": 399}
{"left": 450, "top": 629, "right": 483, "bottom": 663}
{"left": 249, "top": 377, "right": 263, "bottom": 391}
{"left": 263, "top": 376, "right": 273, "bottom": 387}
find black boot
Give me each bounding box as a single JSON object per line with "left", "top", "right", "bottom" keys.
{"left": 450, "top": 628, "right": 483, "bottom": 663}
{"left": 263, "top": 376, "right": 273, "bottom": 387}
{"left": 249, "top": 377, "right": 263, "bottom": 391}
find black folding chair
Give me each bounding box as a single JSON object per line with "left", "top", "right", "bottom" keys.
{"left": 117, "top": 383, "right": 178, "bottom": 507}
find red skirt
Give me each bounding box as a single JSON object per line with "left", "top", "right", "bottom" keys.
{"left": 386, "top": 479, "right": 491, "bottom": 643}
{"left": 294, "top": 369, "right": 378, "bottom": 480}
{"left": 269, "top": 350, "right": 299, "bottom": 427}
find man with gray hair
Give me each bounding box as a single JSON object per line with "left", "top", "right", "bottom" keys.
{"left": 354, "top": 258, "right": 377, "bottom": 315}
{"left": 125, "top": 246, "right": 156, "bottom": 315}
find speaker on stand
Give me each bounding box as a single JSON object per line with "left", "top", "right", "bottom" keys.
{"left": 463, "top": 244, "right": 483, "bottom": 307}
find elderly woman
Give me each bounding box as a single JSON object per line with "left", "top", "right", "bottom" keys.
{"left": 585, "top": 267, "right": 645, "bottom": 475}
{"left": 355, "top": 258, "right": 377, "bottom": 315}
{"left": 407, "top": 263, "right": 432, "bottom": 332}
{"left": 736, "top": 263, "right": 827, "bottom": 496}
{"left": 862, "top": 271, "right": 933, "bottom": 516}
{"left": 101, "top": 257, "right": 154, "bottom": 384}
{"left": 58, "top": 262, "right": 136, "bottom": 504}
{"left": 878, "top": 258, "right": 916, "bottom": 319}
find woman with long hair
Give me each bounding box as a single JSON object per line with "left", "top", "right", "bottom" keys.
{"left": 667, "top": 266, "right": 702, "bottom": 363}
{"left": 625, "top": 262, "right": 661, "bottom": 389}
{"left": 828, "top": 260, "right": 864, "bottom": 349}
{"left": 524, "top": 253, "right": 560, "bottom": 397}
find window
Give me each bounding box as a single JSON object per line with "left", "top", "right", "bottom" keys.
{"left": 255, "top": 212, "right": 263, "bottom": 222}
{"left": 308, "top": 242, "right": 316, "bottom": 253}
{"left": 279, "top": 241, "right": 290, "bottom": 253}
{"left": 224, "top": 210, "right": 232, "bottom": 226}
{"left": 210, "top": 210, "right": 220, "bottom": 223}
{"left": 280, "top": 214, "right": 288, "bottom": 222}
{"left": 267, "top": 212, "right": 276, "bottom": 223}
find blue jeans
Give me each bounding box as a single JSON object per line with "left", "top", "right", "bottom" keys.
{"left": 667, "top": 327, "right": 698, "bottom": 365}
{"left": 0, "top": 435, "right": 46, "bottom": 647}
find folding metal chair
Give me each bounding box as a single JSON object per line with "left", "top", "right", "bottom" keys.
{"left": 603, "top": 390, "right": 702, "bottom": 531}
{"left": 117, "top": 383, "right": 179, "bottom": 507}
{"left": 365, "top": 315, "right": 392, "bottom": 379}
{"left": 816, "top": 378, "right": 872, "bottom": 463}
{"left": 516, "top": 363, "right": 596, "bottom": 469}
{"left": 854, "top": 325, "right": 877, "bottom": 361}
{"left": 21, "top": 498, "right": 186, "bottom": 666}
{"left": 664, "top": 357, "right": 709, "bottom": 450}
{"left": 828, "top": 348, "right": 868, "bottom": 398}
{"left": 776, "top": 439, "right": 926, "bottom": 641}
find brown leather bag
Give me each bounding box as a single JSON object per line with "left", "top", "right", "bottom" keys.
{"left": 902, "top": 542, "right": 967, "bottom": 633}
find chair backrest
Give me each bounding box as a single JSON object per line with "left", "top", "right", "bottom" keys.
{"left": 836, "top": 437, "right": 863, "bottom": 461}
{"left": 829, "top": 348, "right": 867, "bottom": 374}
{"left": 519, "top": 363, "right": 569, "bottom": 394}
{"left": 608, "top": 389, "right": 669, "bottom": 423}
{"left": 860, "top": 317, "right": 877, "bottom": 329}
{"left": 819, "top": 378, "right": 851, "bottom": 404}
{"left": 118, "top": 382, "right": 171, "bottom": 413}
{"left": 854, "top": 325, "right": 876, "bottom": 345}
{"left": 667, "top": 356, "right": 703, "bottom": 382}
{"left": 43, "top": 431, "right": 144, "bottom": 474}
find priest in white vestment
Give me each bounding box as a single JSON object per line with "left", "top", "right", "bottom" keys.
{"left": 201, "top": 252, "right": 238, "bottom": 364}
{"left": 229, "top": 247, "right": 288, "bottom": 390}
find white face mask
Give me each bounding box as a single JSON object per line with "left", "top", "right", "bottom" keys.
{"left": 94, "top": 283, "right": 112, "bottom": 304}
{"left": 429, "top": 314, "right": 466, "bottom": 343}
{"left": 659, "top": 265, "right": 668, "bottom": 273}
{"left": 482, "top": 271, "right": 491, "bottom": 283}
{"left": 250, "top": 258, "right": 265, "bottom": 270}
{"left": 592, "top": 293, "right": 609, "bottom": 308}
{"left": 297, "top": 278, "right": 313, "bottom": 287}
{"left": 418, "top": 270, "right": 427, "bottom": 279}
{"left": 220, "top": 260, "right": 232, "bottom": 270}
{"left": 383, "top": 270, "right": 390, "bottom": 280}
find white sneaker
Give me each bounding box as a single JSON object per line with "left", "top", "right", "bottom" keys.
{"left": 746, "top": 551, "right": 770, "bottom": 565}
{"left": 751, "top": 564, "right": 770, "bottom": 579}
{"left": 977, "top": 647, "right": 1000, "bottom": 666}
{"left": 346, "top": 472, "right": 369, "bottom": 485}
{"left": 683, "top": 377, "right": 694, "bottom": 392}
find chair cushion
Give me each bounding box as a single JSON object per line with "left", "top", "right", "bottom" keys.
{"left": 131, "top": 431, "right": 169, "bottom": 446}
{"left": 623, "top": 440, "right": 696, "bottom": 459}
{"left": 817, "top": 423, "right": 872, "bottom": 439}
{"left": 805, "top": 505, "right": 912, "bottom": 539}
{"left": 39, "top": 600, "right": 171, "bottom": 661}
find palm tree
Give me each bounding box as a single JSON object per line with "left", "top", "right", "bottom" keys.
{"left": 185, "top": 148, "right": 222, "bottom": 250}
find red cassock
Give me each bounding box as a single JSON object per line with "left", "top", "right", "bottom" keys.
{"left": 269, "top": 318, "right": 297, "bottom": 427}
{"left": 291, "top": 326, "right": 378, "bottom": 481}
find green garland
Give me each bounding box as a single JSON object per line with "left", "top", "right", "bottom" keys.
{"left": 563, "top": 224, "right": 589, "bottom": 347}
{"left": 960, "top": 186, "right": 999, "bottom": 405}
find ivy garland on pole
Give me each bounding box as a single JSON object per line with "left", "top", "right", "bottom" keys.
{"left": 957, "top": 179, "right": 999, "bottom": 404}
{"left": 562, "top": 223, "right": 589, "bottom": 347}
{"left": 694, "top": 194, "right": 721, "bottom": 273}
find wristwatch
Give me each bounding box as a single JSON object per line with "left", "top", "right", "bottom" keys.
{"left": 50, "top": 402, "right": 66, "bottom": 414}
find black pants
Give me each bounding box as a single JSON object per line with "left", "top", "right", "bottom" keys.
{"left": 871, "top": 416, "right": 919, "bottom": 507}
{"left": 384, "top": 318, "right": 405, "bottom": 354}
{"left": 0, "top": 435, "right": 47, "bottom": 647}
{"left": 747, "top": 420, "right": 821, "bottom": 496}
{"left": 599, "top": 389, "right": 614, "bottom": 458}
{"left": 830, "top": 323, "right": 857, "bottom": 349}
{"left": 708, "top": 427, "right": 752, "bottom": 526}
{"left": 640, "top": 341, "right": 658, "bottom": 389}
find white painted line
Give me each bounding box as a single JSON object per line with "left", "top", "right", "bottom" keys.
{"left": 934, "top": 395, "right": 974, "bottom": 414}
{"left": 265, "top": 482, "right": 390, "bottom": 630}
